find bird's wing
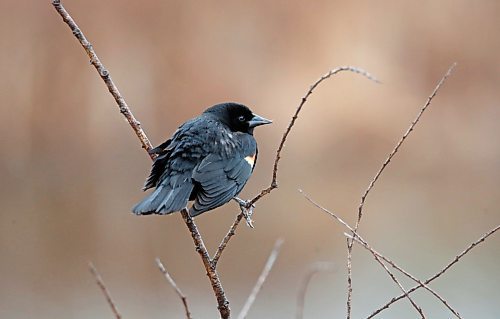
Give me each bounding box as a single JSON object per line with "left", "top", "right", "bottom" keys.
{"left": 143, "top": 139, "right": 173, "bottom": 190}
{"left": 190, "top": 148, "right": 255, "bottom": 216}
{"left": 142, "top": 119, "right": 200, "bottom": 190}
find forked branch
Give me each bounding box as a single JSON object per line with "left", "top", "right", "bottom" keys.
{"left": 346, "top": 63, "right": 456, "bottom": 319}
{"left": 367, "top": 224, "right": 500, "bottom": 319}
{"left": 301, "top": 191, "right": 463, "bottom": 319}
{"left": 213, "top": 67, "right": 379, "bottom": 268}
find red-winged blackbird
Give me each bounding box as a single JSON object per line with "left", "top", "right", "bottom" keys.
{"left": 132, "top": 102, "right": 272, "bottom": 217}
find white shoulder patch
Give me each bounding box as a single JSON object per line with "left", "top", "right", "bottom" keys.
{"left": 244, "top": 154, "right": 256, "bottom": 167}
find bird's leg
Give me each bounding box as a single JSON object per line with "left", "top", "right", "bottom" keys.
{"left": 233, "top": 197, "right": 256, "bottom": 228}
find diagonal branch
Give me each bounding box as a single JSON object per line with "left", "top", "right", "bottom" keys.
{"left": 303, "top": 191, "right": 425, "bottom": 318}
{"left": 237, "top": 238, "right": 284, "bottom": 319}
{"left": 212, "top": 67, "right": 379, "bottom": 269}
{"left": 346, "top": 63, "right": 456, "bottom": 319}
{"left": 51, "top": 0, "right": 154, "bottom": 158}
{"left": 180, "top": 209, "right": 231, "bottom": 318}
{"left": 346, "top": 239, "right": 426, "bottom": 319}
{"left": 367, "top": 224, "right": 500, "bottom": 319}
{"left": 212, "top": 213, "right": 244, "bottom": 267}
{"left": 88, "top": 262, "right": 122, "bottom": 319}
{"left": 353, "top": 63, "right": 456, "bottom": 231}
{"left": 345, "top": 234, "right": 461, "bottom": 319}
{"left": 249, "top": 66, "right": 379, "bottom": 207}
{"left": 156, "top": 258, "right": 193, "bottom": 319}
{"left": 52, "top": 2, "right": 229, "bottom": 318}
{"left": 301, "top": 190, "right": 462, "bottom": 319}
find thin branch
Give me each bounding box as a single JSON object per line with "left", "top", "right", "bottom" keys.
{"left": 212, "top": 213, "right": 244, "bottom": 268}
{"left": 180, "top": 209, "right": 230, "bottom": 318}
{"left": 237, "top": 238, "right": 284, "bottom": 319}
{"left": 345, "top": 238, "right": 353, "bottom": 319}
{"left": 88, "top": 262, "right": 122, "bottom": 319}
{"left": 346, "top": 63, "right": 457, "bottom": 319}
{"left": 368, "top": 224, "right": 500, "bottom": 319}
{"left": 249, "top": 66, "right": 379, "bottom": 208}
{"left": 354, "top": 63, "right": 456, "bottom": 230}
{"left": 301, "top": 190, "right": 462, "bottom": 319}
{"left": 51, "top": 0, "right": 154, "bottom": 157}
{"left": 346, "top": 234, "right": 461, "bottom": 319}
{"left": 52, "top": 2, "right": 229, "bottom": 318}
{"left": 296, "top": 262, "right": 335, "bottom": 319}
{"left": 347, "top": 239, "right": 426, "bottom": 319}
{"left": 156, "top": 258, "right": 193, "bottom": 319}
{"left": 214, "top": 67, "right": 378, "bottom": 270}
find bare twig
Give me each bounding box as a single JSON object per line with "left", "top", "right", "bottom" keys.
{"left": 156, "top": 258, "right": 193, "bottom": 319}
{"left": 302, "top": 190, "right": 462, "bottom": 319}
{"left": 237, "top": 239, "right": 284, "bottom": 319}
{"left": 180, "top": 209, "right": 230, "bottom": 318}
{"left": 346, "top": 63, "right": 456, "bottom": 319}
{"left": 212, "top": 213, "right": 244, "bottom": 268}
{"left": 296, "top": 262, "right": 335, "bottom": 319}
{"left": 346, "top": 234, "right": 461, "bottom": 319}
{"left": 353, "top": 63, "right": 456, "bottom": 229}
{"left": 368, "top": 224, "right": 500, "bottom": 319}
{"left": 51, "top": 0, "right": 154, "bottom": 157}
{"left": 347, "top": 238, "right": 426, "bottom": 318}
{"left": 249, "top": 66, "right": 379, "bottom": 207}
{"left": 214, "top": 67, "right": 378, "bottom": 270}
{"left": 345, "top": 238, "right": 353, "bottom": 319}
{"left": 88, "top": 262, "right": 122, "bottom": 319}
{"left": 52, "top": 2, "right": 230, "bottom": 318}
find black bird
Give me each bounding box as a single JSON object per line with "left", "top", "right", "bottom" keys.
{"left": 132, "top": 102, "right": 272, "bottom": 217}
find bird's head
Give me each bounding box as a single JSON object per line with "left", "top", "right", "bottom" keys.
{"left": 204, "top": 102, "right": 272, "bottom": 134}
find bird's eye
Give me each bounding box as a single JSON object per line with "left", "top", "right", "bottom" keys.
{"left": 238, "top": 115, "right": 246, "bottom": 122}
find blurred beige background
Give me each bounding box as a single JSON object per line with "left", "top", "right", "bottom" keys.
{"left": 1, "top": 0, "right": 499, "bottom": 318}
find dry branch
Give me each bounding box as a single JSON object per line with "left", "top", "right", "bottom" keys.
{"left": 346, "top": 234, "right": 461, "bottom": 319}
{"left": 51, "top": 2, "right": 229, "bottom": 317}
{"left": 156, "top": 258, "right": 193, "bottom": 319}
{"left": 51, "top": 0, "right": 154, "bottom": 157}
{"left": 214, "top": 67, "right": 379, "bottom": 270}
{"left": 368, "top": 224, "right": 500, "bottom": 319}
{"left": 88, "top": 262, "right": 122, "bottom": 319}
{"left": 237, "top": 239, "right": 284, "bottom": 319}
{"left": 302, "top": 191, "right": 462, "bottom": 319}
{"left": 346, "top": 239, "right": 426, "bottom": 319}
{"left": 345, "top": 63, "right": 456, "bottom": 319}
{"left": 180, "top": 209, "right": 230, "bottom": 318}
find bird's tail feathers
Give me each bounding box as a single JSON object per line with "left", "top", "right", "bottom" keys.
{"left": 132, "top": 183, "right": 193, "bottom": 215}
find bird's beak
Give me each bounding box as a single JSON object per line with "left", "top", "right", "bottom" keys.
{"left": 248, "top": 113, "right": 273, "bottom": 128}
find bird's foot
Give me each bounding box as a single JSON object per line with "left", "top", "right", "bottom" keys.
{"left": 233, "top": 197, "right": 256, "bottom": 228}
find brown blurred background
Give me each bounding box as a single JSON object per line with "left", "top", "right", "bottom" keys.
{"left": 1, "top": 0, "right": 500, "bottom": 318}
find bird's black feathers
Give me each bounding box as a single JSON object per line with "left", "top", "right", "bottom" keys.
{"left": 132, "top": 102, "right": 271, "bottom": 217}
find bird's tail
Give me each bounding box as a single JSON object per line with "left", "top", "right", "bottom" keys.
{"left": 132, "top": 182, "right": 193, "bottom": 215}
